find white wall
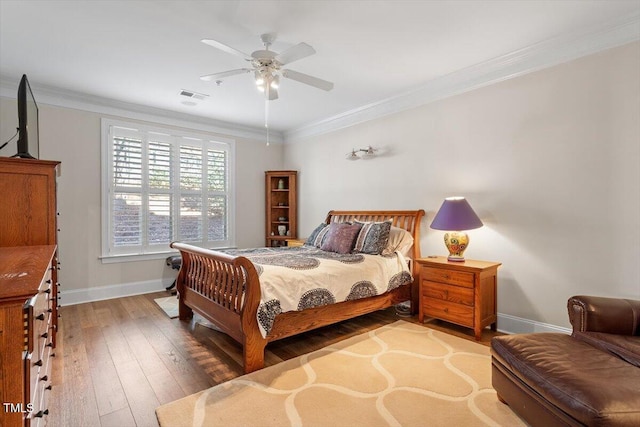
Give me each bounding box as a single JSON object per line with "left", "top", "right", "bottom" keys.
{"left": 284, "top": 42, "right": 640, "bottom": 329}
{"left": 0, "top": 99, "right": 283, "bottom": 301}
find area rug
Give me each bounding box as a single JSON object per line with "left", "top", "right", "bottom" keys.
{"left": 155, "top": 321, "right": 524, "bottom": 427}
{"left": 154, "top": 296, "right": 222, "bottom": 331}
{"left": 154, "top": 296, "right": 179, "bottom": 318}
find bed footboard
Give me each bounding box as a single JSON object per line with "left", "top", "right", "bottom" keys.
{"left": 170, "top": 242, "right": 265, "bottom": 373}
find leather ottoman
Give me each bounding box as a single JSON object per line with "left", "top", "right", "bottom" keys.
{"left": 492, "top": 332, "right": 640, "bottom": 426}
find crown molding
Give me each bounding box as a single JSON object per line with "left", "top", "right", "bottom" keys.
{"left": 0, "top": 78, "right": 283, "bottom": 144}
{"left": 284, "top": 12, "right": 640, "bottom": 143}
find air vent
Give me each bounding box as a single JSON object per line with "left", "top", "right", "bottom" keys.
{"left": 179, "top": 90, "right": 209, "bottom": 101}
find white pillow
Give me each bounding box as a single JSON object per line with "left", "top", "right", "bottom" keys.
{"left": 382, "top": 226, "right": 414, "bottom": 258}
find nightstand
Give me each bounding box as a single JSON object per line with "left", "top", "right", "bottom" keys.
{"left": 287, "top": 238, "right": 306, "bottom": 247}
{"left": 416, "top": 256, "right": 501, "bottom": 340}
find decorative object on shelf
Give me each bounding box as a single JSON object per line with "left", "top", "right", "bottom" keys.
{"left": 430, "top": 197, "right": 483, "bottom": 262}
{"left": 278, "top": 216, "right": 287, "bottom": 221}
{"left": 278, "top": 225, "right": 287, "bottom": 236}
{"left": 346, "top": 146, "right": 377, "bottom": 161}
{"left": 278, "top": 179, "right": 285, "bottom": 189}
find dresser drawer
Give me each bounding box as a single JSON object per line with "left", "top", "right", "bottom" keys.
{"left": 423, "top": 267, "right": 474, "bottom": 288}
{"left": 422, "top": 297, "right": 473, "bottom": 326}
{"left": 28, "top": 344, "right": 53, "bottom": 426}
{"left": 422, "top": 280, "right": 473, "bottom": 306}
{"left": 25, "top": 266, "right": 54, "bottom": 426}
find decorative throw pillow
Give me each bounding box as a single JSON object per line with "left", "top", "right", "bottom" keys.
{"left": 305, "top": 223, "right": 328, "bottom": 247}
{"left": 320, "top": 223, "right": 363, "bottom": 254}
{"left": 382, "top": 226, "right": 414, "bottom": 257}
{"left": 353, "top": 220, "right": 392, "bottom": 255}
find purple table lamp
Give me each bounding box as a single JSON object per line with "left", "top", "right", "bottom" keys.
{"left": 430, "top": 197, "right": 483, "bottom": 262}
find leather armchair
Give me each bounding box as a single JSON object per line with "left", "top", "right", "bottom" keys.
{"left": 568, "top": 295, "right": 640, "bottom": 335}
{"left": 491, "top": 295, "right": 640, "bottom": 426}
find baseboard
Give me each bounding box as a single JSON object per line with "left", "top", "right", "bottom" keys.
{"left": 497, "top": 312, "right": 571, "bottom": 335}
{"left": 60, "top": 278, "right": 174, "bottom": 306}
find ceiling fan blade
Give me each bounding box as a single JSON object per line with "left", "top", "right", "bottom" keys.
{"left": 201, "top": 39, "right": 251, "bottom": 60}
{"left": 282, "top": 69, "right": 334, "bottom": 91}
{"left": 200, "top": 69, "right": 252, "bottom": 81}
{"left": 275, "top": 42, "right": 315, "bottom": 65}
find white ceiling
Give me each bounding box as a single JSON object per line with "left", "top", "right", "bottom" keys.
{"left": 1, "top": 1, "right": 639, "bottom": 138}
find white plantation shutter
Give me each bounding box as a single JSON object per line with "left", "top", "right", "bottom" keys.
{"left": 103, "top": 120, "right": 235, "bottom": 258}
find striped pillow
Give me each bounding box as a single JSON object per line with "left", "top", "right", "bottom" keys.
{"left": 353, "top": 220, "right": 392, "bottom": 255}
{"left": 305, "top": 223, "right": 330, "bottom": 247}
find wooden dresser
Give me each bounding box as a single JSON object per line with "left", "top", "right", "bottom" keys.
{"left": 0, "top": 158, "right": 60, "bottom": 426}
{"left": 0, "top": 246, "right": 56, "bottom": 426}
{"left": 416, "top": 256, "right": 501, "bottom": 340}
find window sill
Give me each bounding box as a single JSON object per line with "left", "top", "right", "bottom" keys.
{"left": 99, "top": 246, "right": 238, "bottom": 264}
{"left": 100, "top": 251, "right": 177, "bottom": 264}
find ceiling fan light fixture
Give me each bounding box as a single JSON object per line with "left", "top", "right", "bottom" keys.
{"left": 271, "top": 75, "right": 280, "bottom": 89}
{"left": 255, "top": 71, "right": 265, "bottom": 86}
{"left": 201, "top": 34, "right": 334, "bottom": 101}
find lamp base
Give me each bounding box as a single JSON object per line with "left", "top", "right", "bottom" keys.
{"left": 443, "top": 231, "right": 469, "bottom": 262}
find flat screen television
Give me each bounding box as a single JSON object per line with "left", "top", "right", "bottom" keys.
{"left": 15, "top": 74, "right": 39, "bottom": 159}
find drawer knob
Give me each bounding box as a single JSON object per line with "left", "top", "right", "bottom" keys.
{"left": 41, "top": 332, "right": 48, "bottom": 339}
{"left": 44, "top": 288, "right": 51, "bottom": 294}
{"left": 34, "top": 359, "right": 43, "bottom": 367}
{"left": 46, "top": 279, "right": 52, "bottom": 284}
{"left": 36, "top": 313, "right": 45, "bottom": 321}
{"left": 46, "top": 385, "right": 53, "bottom": 391}
{"left": 39, "top": 375, "right": 48, "bottom": 382}
{"left": 46, "top": 342, "right": 53, "bottom": 348}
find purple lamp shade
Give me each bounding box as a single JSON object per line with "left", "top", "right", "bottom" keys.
{"left": 430, "top": 197, "right": 483, "bottom": 231}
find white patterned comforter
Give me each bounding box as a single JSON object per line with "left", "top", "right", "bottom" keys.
{"left": 222, "top": 246, "right": 412, "bottom": 337}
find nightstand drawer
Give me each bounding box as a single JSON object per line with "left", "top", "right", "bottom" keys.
{"left": 422, "top": 280, "right": 473, "bottom": 306}
{"left": 423, "top": 267, "right": 474, "bottom": 288}
{"left": 422, "top": 297, "right": 473, "bottom": 326}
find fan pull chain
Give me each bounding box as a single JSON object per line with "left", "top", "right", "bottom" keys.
{"left": 265, "top": 90, "right": 270, "bottom": 146}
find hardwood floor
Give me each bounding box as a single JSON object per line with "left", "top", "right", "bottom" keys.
{"left": 48, "top": 291, "right": 502, "bottom": 427}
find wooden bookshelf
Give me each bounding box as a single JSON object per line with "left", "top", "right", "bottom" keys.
{"left": 265, "top": 171, "right": 297, "bottom": 247}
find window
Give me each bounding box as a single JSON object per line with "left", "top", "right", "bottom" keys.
{"left": 101, "top": 119, "right": 235, "bottom": 260}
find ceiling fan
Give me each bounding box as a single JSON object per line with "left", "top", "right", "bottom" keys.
{"left": 200, "top": 33, "right": 334, "bottom": 100}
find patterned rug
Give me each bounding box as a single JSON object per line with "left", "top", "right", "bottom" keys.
{"left": 155, "top": 321, "right": 524, "bottom": 427}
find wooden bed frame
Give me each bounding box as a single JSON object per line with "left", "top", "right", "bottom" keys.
{"left": 171, "top": 209, "right": 425, "bottom": 373}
